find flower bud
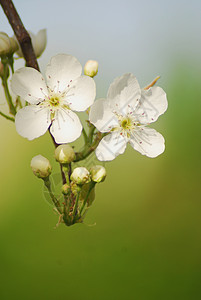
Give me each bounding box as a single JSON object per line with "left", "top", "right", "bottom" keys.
{"left": 70, "top": 167, "right": 91, "bottom": 185}
{"left": 9, "top": 37, "right": 18, "bottom": 53}
{"left": 70, "top": 181, "right": 81, "bottom": 195}
{"left": 90, "top": 165, "right": 106, "bottom": 183}
{"left": 55, "top": 144, "right": 75, "bottom": 164}
{"left": 30, "top": 155, "right": 52, "bottom": 178}
{"left": 84, "top": 60, "right": 98, "bottom": 77}
{"left": 15, "top": 29, "right": 47, "bottom": 58}
{"left": 61, "top": 183, "right": 70, "bottom": 195}
{"left": 0, "top": 32, "right": 18, "bottom": 56}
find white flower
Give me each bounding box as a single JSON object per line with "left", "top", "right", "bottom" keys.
{"left": 16, "top": 29, "right": 47, "bottom": 58}
{"left": 12, "top": 54, "right": 96, "bottom": 144}
{"left": 89, "top": 73, "right": 168, "bottom": 161}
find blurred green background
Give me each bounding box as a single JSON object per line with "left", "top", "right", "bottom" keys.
{"left": 0, "top": 0, "right": 201, "bottom": 299}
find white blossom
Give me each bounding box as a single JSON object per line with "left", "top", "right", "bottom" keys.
{"left": 12, "top": 54, "right": 96, "bottom": 144}
{"left": 16, "top": 29, "right": 47, "bottom": 58}
{"left": 89, "top": 73, "right": 168, "bottom": 161}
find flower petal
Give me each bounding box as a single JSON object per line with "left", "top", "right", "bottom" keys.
{"left": 89, "top": 98, "right": 118, "bottom": 132}
{"left": 35, "top": 29, "right": 47, "bottom": 57}
{"left": 135, "top": 86, "right": 168, "bottom": 124}
{"left": 129, "top": 127, "right": 165, "bottom": 158}
{"left": 95, "top": 132, "right": 127, "bottom": 161}
{"left": 107, "top": 73, "right": 141, "bottom": 114}
{"left": 46, "top": 54, "right": 82, "bottom": 92}
{"left": 15, "top": 105, "right": 51, "bottom": 140}
{"left": 11, "top": 67, "right": 48, "bottom": 104}
{"left": 67, "top": 75, "right": 96, "bottom": 111}
{"left": 50, "top": 109, "right": 82, "bottom": 143}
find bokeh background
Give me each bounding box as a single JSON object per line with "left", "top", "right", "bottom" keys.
{"left": 0, "top": 0, "right": 201, "bottom": 299}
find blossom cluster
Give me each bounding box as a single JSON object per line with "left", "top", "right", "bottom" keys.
{"left": 11, "top": 53, "right": 167, "bottom": 160}
{"left": 0, "top": 26, "right": 168, "bottom": 226}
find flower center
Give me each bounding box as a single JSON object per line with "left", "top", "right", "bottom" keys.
{"left": 49, "top": 96, "right": 60, "bottom": 107}
{"left": 112, "top": 114, "right": 139, "bottom": 138}
{"left": 121, "top": 118, "right": 132, "bottom": 130}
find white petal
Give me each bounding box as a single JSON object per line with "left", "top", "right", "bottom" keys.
{"left": 35, "top": 29, "right": 47, "bottom": 57}
{"left": 15, "top": 105, "right": 51, "bottom": 140}
{"left": 67, "top": 75, "right": 96, "bottom": 111}
{"left": 129, "top": 127, "right": 165, "bottom": 158}
{"left": 50, "top": 109, "right": 82, "bottom": 143}
{"left": 107, "top": 73, "right": 141, "bottom": 114}
{"left": 11, "top": 67, "right": 48, "bottom": 104}
{"left": 89, "top": 98, "right": 118, "bottom": 132}
{"left": 135, "top": 86, "right": 168, "bottom": 124}
{"left": 46, "top": 54, "right": 82, "bottom": 92}
{"left": 95, "top": 132, "right": 127, "bottom": 161}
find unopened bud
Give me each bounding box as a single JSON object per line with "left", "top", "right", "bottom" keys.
{"left": 90, "top": 165, "right": 106, "bottom": 183}
{"left": 70, "top": 181, "right": 81, "bottom": 195}
{"left": 9, "top": 37, "right": 18, "bottom": 53}
{"left": 55, "top": 144, "right": 75, "bottom": 164}
{"left": 70, "top": 167, "right": 91, "bottom": 185}
{"left": 0, "top": 32, "right": 18, "bottom": 56}
{"left": 61, "top": 183, "right": 70, "bottom": 195}
{"left": 84, "top": 60, "right": 98, "bottom": 77}
{"left": 30, "top": 155, "right": 52, "bottom": 178}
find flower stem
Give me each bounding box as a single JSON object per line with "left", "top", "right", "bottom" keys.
{"left": 1, "top": 62, "right": 16, "bottom": 115}
{"left": 43, "top": 178, "right": 62, "bottom": 214}
{"left": 88, "top": 123, "right": 96, "bottom": 144}
{"left": 0, "top": 110, "right": 15, "bottom": 121}
{"left": 79, "top": 182, "right": 96, "bottom": 216}
{"left": 72, "top": 190, "right": 81, "bottom": 222}
{"left": 62, "top": 164, "right": 70, "bottom": 185}
{"left": 74, "top": 132, "right": 104, "bottom": 162}
{"left": 82, "top": 127, "right": 88, "bottom": 144}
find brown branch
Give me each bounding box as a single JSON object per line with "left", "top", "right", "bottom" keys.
{"left": 0, "top": 0, "right": 39, "bottom": 70}
{"left": 0, "top": 0, "right": 67, "bottom": 184}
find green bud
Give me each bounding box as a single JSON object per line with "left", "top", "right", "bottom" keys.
{"left": 84, "top": 60, "right": 98, "bottom": 78}
{"left": 90, "top": 165, "right": 106, "bottom": 183}
{"left": 30, "top": 155, "right": 52, "bottom": 179}
{"left": 70, "top": 167, "right": 91, "bottom": 185}
{"left": 55, "top": 144, "right": 75, "bottom": 164}
{"left": 70, "top": 181, "right": 81, "bottom": 195}
{"left": 61, "top": 183, "right": 70, "bottom": 195}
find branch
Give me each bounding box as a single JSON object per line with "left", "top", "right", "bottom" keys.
{"left": 0, "top": 0, "right": 39, "bottom": 70}
{"left": 0, "top": 0, "right": 67, "bottom": 184}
